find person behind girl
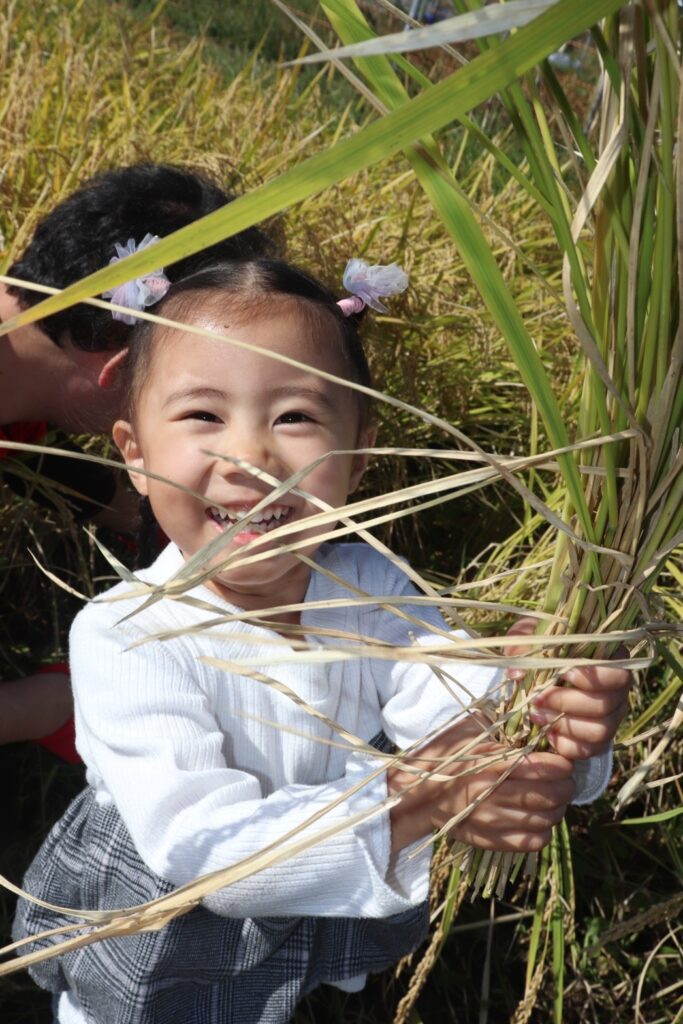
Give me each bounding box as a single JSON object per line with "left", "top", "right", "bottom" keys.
{"left": 0, "top": 162, "right": 272, "bottom": 758}
{"left": 14, "top": 258, "right": 631, "bottom": 1024}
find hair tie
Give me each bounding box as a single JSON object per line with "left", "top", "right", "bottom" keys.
{"left": 337, "top": 258, "right": 409, "bottom": 315}
{"left": 101, "top": 233, "right": 171, "bottom": 324}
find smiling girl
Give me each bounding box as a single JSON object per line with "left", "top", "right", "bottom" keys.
{"left": 14, "top": 258, "right": 630, "bottom": 1024}
{"left": 114, "top": 263, "right": 376, "bottom": 614}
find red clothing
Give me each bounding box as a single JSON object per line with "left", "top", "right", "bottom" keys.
{"left": 0, "top": 421, "right": 48, "bottom": 458}
{"left": 34, "top": 664, "right": 81, "bottom": 765}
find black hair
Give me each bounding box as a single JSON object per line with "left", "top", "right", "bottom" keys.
{"left": 125, "top": 258, "right": 374, "bottom": 426}
{"left": 7, "top": 163, "right": 273, "bottom": 351}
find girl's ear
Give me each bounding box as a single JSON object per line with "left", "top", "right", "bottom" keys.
{"left": 349, "top": 423, "right": 378, "bottom": 494}
{"left": 112, "top": 419, "right": 148, "bottom": 496}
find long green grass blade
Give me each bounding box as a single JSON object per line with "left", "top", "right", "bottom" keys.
{"left": 319, "top": 0, "right": 601, "bottom": 552}
{"left": 622, "top": 807, "right": 683, "bottom": 826}
{"left": 0, "top": 0, "right": 623, "bottom": 336}
{"left": 293, "top": 0, "right": 559, "bottom": 63}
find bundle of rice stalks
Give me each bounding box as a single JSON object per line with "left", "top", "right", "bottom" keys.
{"left": 281, "top": 2, "right": 683, "bottom": 1019}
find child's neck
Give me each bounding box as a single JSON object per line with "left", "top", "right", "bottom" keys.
{"left": 190, "top": 554, "right": 314, "bottom": 637}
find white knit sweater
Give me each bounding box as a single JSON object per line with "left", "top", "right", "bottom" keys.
{"left": 69, "top": 542, "right": 611, "bottom": 921}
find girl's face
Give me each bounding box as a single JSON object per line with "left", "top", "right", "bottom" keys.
{"left": 114, "top": 304, "right": 374, "bottom": 612}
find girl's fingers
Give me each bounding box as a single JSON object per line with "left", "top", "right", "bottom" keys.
{"left": 505, "top": 618, "right": 536, "bottom": 634}
{"left": 465, "top": 804, "right": 568, "bottom": 832}
{"left": 542, "top": 701, "right": 628, "bottom": 758}
{"left": 531, "top": 685, "right": 626, "bottom": 718}
{"left": 559, "top": 665, "right": 632, "bottom": 692}
{"left": 443, "top": 744, "right": 575, "bottom": 851}
{"left": 505, "top": 617, "right": 538, "bottom": 639}
{"left": 459, "top": 754, "right": 576, "bottom": 809}
{"left": 530, "top": 687, "right": 629, "bottom": 751}
{"left": 545, "top": 732, "right": 608, "bottom": 761}
{"left": 495, "top": 750, "right": 575, "bottom": 783}
{"left": 472, "top": 777, "right": 576, "bottom": 814}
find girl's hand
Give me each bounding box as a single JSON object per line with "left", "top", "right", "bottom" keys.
{"left": 506, "top": 617, "right": 632, "bottom": 761}
{"left": 388, "top": 714, "right": 575, "bottom": 853}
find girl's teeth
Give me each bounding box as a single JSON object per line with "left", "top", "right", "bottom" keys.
{"left": 209, "top": 506, "right": 289, "bottom": 530}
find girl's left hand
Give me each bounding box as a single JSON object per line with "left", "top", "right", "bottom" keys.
{"left": 505, "top": 617, "right": 632, "bottom": 762}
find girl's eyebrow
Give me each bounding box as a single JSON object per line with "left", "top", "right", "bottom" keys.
{"left": 268, "top": 385, "right": 338, "bottom": 410}
{"left": 161, "top": 384, "right": 339, "bottom": 410}
{"left": 162, "top": 386, "right": 227, "bottom": 408}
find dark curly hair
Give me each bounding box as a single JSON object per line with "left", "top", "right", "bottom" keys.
{"left": 7, "top": 163, "right": 273, "bottom": 351}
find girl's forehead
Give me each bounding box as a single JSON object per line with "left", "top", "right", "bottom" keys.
{"left": 169, "top": 290, "right": 323, "bottom": 329}
{"left": 154, "top": 302, "right": 347, "bottom": 374}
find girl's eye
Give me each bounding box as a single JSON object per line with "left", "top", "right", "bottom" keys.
{"left": 186, "top": 410, "right": 221, "bottom": 423}
{"left": 275, "top": 411, "right": 312, "bottom": 425}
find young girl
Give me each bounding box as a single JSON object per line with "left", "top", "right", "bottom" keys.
{"left": 14, "top": 258, "right": 630, "bottom": 1024}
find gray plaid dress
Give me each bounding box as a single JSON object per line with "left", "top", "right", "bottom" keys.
{"left": 13, "top": 734, "right": 429, "bottom": 1024}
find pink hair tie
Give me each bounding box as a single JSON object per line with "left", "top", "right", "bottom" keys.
{"left": 337, "top": 258, "right": 409, "bottom": 316}
{"left": 337, "top": 295, "right": 365, "bottom": 316}
{"left": 101, "top": 233, "right": 171, "bottom": 325}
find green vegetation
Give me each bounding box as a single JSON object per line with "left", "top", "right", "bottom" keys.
{"left": 1, "top": 2, "right": 680, "bottom": 1022}
{"left": 125, "top": 0, "right": 321, "bottom": 69}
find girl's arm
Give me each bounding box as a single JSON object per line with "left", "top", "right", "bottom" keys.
{"left": 70, "top": 608, "right": 432, "bottom": 920}
{"left": 362, "top": 557, "right": 627, "bottom": 809}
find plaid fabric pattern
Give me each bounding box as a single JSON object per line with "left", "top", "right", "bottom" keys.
{"left": 14, "top": 734, "right": 429, "bottom": 1024}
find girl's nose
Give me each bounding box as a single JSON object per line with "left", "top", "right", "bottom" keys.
{"left": 216, "top": 425, "right": 280, "bottom": 484}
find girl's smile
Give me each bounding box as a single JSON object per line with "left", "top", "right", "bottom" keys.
{"left": 114, "top": 304, "right": 374, "bottom": 614}
{"left": 206, "top": 502, "right": 294, "bottom": 546}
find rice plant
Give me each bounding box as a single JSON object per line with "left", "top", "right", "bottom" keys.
{"left": 292, "top": 3, "right": 682, "bottom": 1019}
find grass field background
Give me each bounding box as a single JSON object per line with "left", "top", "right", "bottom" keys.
{"left": 1, "top": 2, "right": 681, "bottom": 1022}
